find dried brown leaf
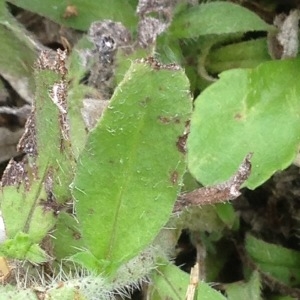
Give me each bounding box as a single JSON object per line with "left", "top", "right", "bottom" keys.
{"left": 174, "top": 153, "right": 252, "bottom": 213}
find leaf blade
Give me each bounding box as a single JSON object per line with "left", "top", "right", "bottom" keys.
{"left": 169, "top": 2, "right": 274, "bottom": 39}
{"left": 150, "top": 263, "right": 226, "bottom": 300}
{"left": 73, "top": 59, "right": 192, "bottom": 272}
{"left": 188, "top": 59, "right": 300, "bottom": 189}
{"left": 8, "top": 0, "right": 137, "bottom": 30}
{"left": 245, "top": 234, "right": 300, "bottom": 287}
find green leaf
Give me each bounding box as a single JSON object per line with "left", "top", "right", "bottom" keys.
{"left": 270, "top": 296, "right": 297, "bottom": 300}
{"left": 47, "top": 286, "right": 86, "bottom": 300}
{"left": 0, "top": 52, "right": 75, "bottom": 260}
{"left": 169, "top": 2, "right": 274, "bottom": 39}
{"left": 181, "top": 171, "right": 201, "bottom": 193}
{"left": 205, "top": 38, "right": 271, "bottom": 74}
{"left": 0, "top": 232, "right": 48, "bottom": 263}
{"left": 8, "top": 0, "right": 137, "bottom": 30}
{"left": 73, "top": 59, "right": 192, "bottom": 273}
{"left": 1, "top": 184, "right": 56, "bottom": 242}
{"left": 0, "top": 2, "right": 36, "bottom": 102}
{"left": 0, "top": 285, "right": 38, "bottom": 300}
{"left": 150, "top": 263, "right": 226, "bottom": 300}
{"left": 225, "top": 271, "right": 261, "bottom": 300}
{"left": 70, "top": 251, "right": 107, "bottom": 272}
{"left": 176, "top": 206, "right": 226, "bottom": 233}
{"left": 115, "top": 47, "right": 150, "bottom": 85}
{"left": 156, "top": 34, "right": 185, "bottom": 65}
{"left": 215, "top": 203, "right": 239, "bottom": 230}
{"left": 187, "top": 59, "right": 300, "bottom": 189}
{"left": 34, "top": 66, "right": 75, "bottom": 202}
{"left": 245, "top": 234, "right": 300, "bottom": 287}
{"left": 52, "top": 213, "right": 85, "bottom": 260}
{"left": 205, "top": 239, "right": 234, "bottom": 282}
{"left": 197, "top": 281, "right": 227, "bottom": 300}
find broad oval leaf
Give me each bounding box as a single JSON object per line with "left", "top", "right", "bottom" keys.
{"left": 73, "top": 59, "right": 192, "bottom": 273}
{"left": 169, "top": 1, "right": 274, "bottom": 39}
{"left": 188, "top": 59, "right": 300, "bottom": 189}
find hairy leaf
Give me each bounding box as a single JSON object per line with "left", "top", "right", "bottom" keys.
{"left": 73, "top": 58, "right": 192, "bottom": 273}
{"left": 215, "top": 202, "right": 239, "bottom": 230}
{"left": 0, "top": 51, "right": 75, "bottom": 261}
{"left": 150, "top": 263, "right": 226, "bottom": 300}
{"left": 0, "top": 1, "right": 36, "bottom": 102}
{"left": 205, "top": 38, "right": 271, "bottom": 74}
{"left": 52, "top": 213, "right": 85, "bottom": 260}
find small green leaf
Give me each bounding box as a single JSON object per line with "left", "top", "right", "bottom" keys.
{"left": 245, "top": 234, "right": 300, "bottom": 287}
{"left": 205, "top": 38, "right": 271, "bottom": 74}
{"left": 225, "top": 271, "right": 262, "bottom": 300}
{"left": 188, "top": 59, "right": 300, "bottom": 189}
{"left": 197, "top": 281, "right": 227, "bottom": 300}
{"left": 1, "top": 184, "right": 55, "bottom": 241}
{"left": 0, "top": 232, "right": 48, "bottom": 263}
{"left": 73, "top": 59, "right": 192, "bottom": 273}
{"left": 150, "top": 263, "right": 226, "bottom": 300}
{"left": 47, "top": 286, "right": 85, "bottom": 300}
{"left": 34, "top": 66, "right": 75, "bottom": 202}
{"left": 169, "top": 2, "right": 274, "bottom": 39}
{"left": 156, "top": 34, "right": 185, "bottom": 65}
{"left": 24, "top": 243, "right": 50, "bottom": 263}
{"left": 181, "top": 171, "right": 201, "bottom": 193}
{"left": 115, "top": 47, "right": 150, "bottom": 85}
